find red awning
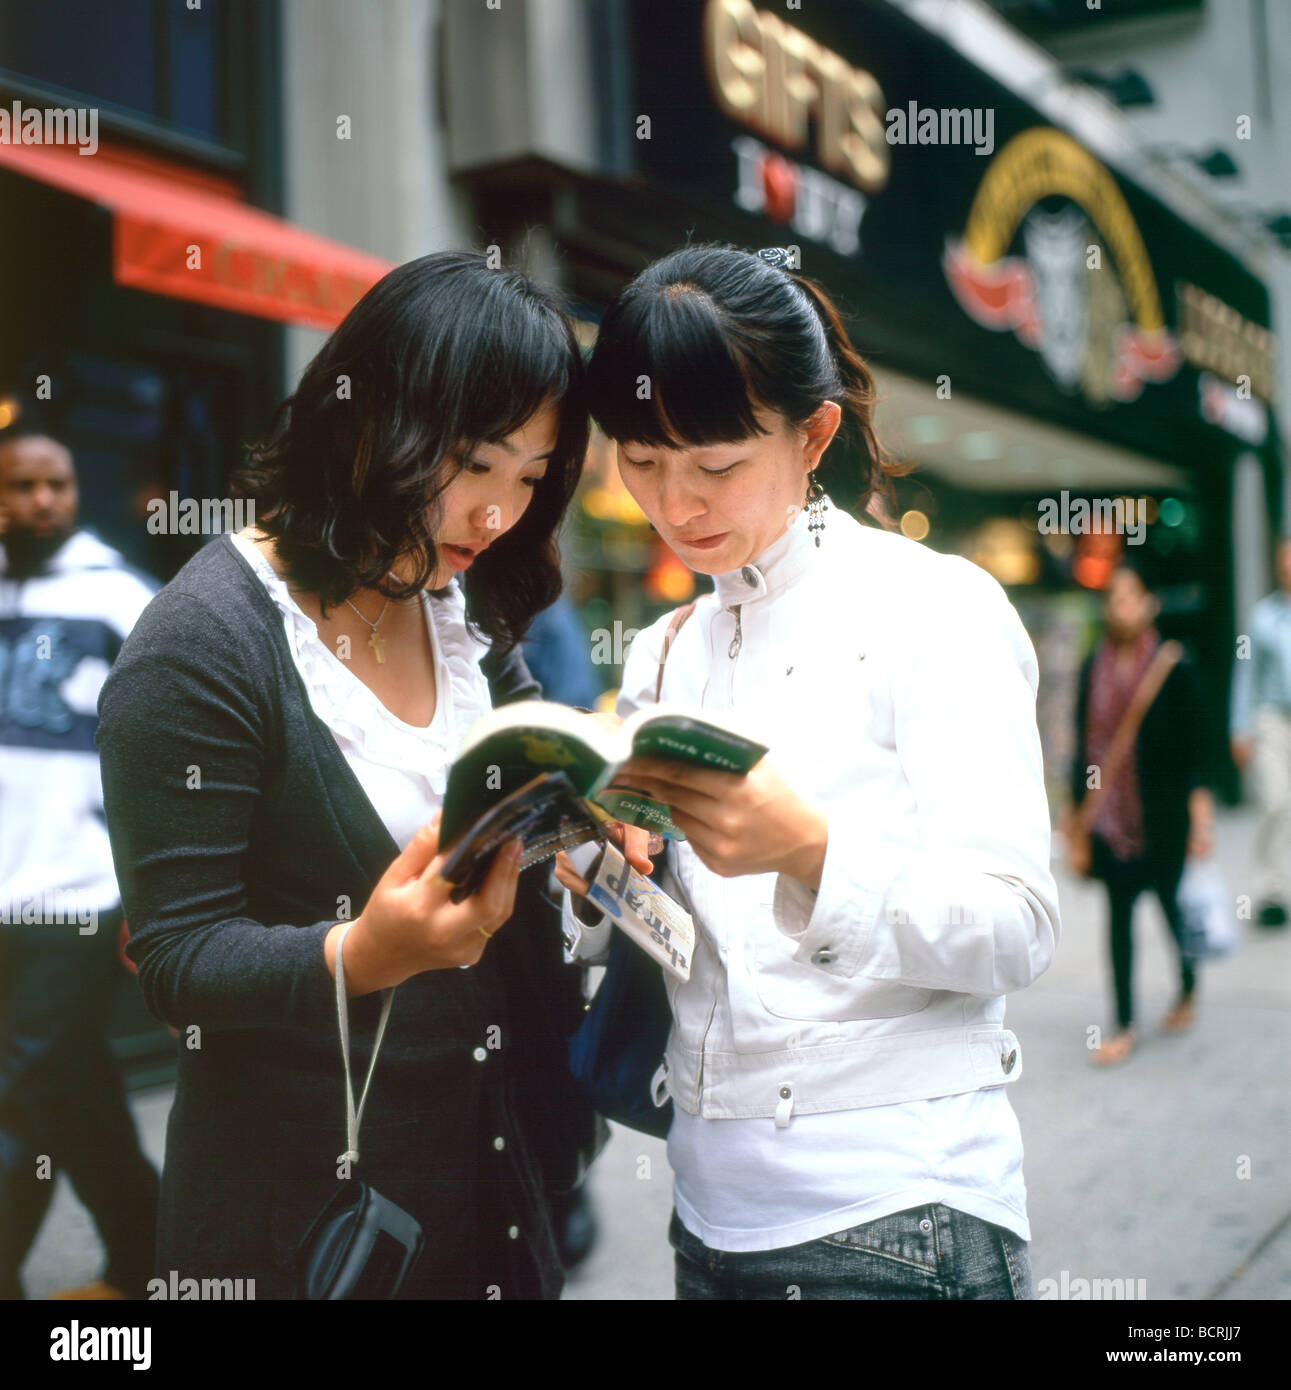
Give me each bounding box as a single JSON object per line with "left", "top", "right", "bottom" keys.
{"left": 0, "top": 140, "right": 395, "bottom": 330}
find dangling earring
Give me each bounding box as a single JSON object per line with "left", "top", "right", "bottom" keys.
{"left": 805, "top": 471, "right": 826, "bottom": 546}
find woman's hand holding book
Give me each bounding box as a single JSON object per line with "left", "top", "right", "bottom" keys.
{"left": 554, "top": 821, "right": 653, "bottom": 901}
{"left": 324, "top": 812, "right": 523, "bottom": 993}
{"left": 607, "top": 756, "right": 829, "bottom": 891}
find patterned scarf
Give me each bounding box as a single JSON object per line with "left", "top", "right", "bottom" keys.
{"left": 1085, "top": 625, "right": 1160, "bottom": 861}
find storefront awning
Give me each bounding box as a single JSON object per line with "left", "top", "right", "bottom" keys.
{"left": 0, "top": 141, "right": 394, "bottom": 330}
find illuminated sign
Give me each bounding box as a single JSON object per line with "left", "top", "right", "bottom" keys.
{"left": 1177, "top": 282, "right": 1276, "bottom": 406}
{"left": 729, "top": 133, "right": 869, "bottom": 255}
{"left": 943, "top": 127, "right": 1181, "bottom": 406}
{"left": 703, "top": 0, "right": 890, "bottom": 195}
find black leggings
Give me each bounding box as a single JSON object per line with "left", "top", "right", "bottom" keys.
{"left": 1091, "top": 834, "right": 1196, "bottom": 1031}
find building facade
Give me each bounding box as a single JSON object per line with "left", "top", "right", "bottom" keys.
{"left": 1008, "top": 0, "right": 1291, "bottom": 626}
{"left": 442, "top": 0, "right": 1282, "bottom": 804}
{"left": 0, "top": 0, "right": 395, "bottom": 1080}
{"left": 5, "top": 0, "right": 1281, "bottom": 1076}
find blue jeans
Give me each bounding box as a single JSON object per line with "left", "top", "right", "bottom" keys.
{"left": 670, "top": 1203, "right": 1033, "bottom": 1300}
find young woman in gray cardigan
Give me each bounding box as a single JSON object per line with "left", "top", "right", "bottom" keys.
{"left": 96, "top": 252, "right": 593, "bottom": 1299}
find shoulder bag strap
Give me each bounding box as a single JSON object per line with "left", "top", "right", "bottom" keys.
{"left": 654, "top": 601, "right": 698, "bottom": 703}
{"left": 1075, "top": 639, "right": 1183, "bottom": 836}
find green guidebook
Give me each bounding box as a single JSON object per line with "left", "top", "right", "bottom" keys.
{"left": 438, "top": 699, "right": 768, "bottom": 861}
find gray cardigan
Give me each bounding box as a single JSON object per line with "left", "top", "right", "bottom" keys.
{"left": 96, "top": 535, "right": 568, "bottom": 1299}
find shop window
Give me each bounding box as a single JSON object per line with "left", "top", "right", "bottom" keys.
{"left": 0, "top": 0, "right": 223, "bottom": 142}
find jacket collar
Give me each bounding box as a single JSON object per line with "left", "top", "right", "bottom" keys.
{"left": 711, "top": 497, "right": 829, "bottom": 609}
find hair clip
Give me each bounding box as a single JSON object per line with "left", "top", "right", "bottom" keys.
{"left": 755, "top": 247, "right": 795, "bottom": 270}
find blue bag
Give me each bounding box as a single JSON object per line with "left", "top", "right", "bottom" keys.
{"left": 565, "top": 602, "right": 696, "bottom": 1139}
{"left": 567, "top": 925, "right": 674, "bottom": 1138}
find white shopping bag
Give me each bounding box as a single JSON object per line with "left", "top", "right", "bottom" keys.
{"left": 1177, "top": 857, "right": 1238, "bottom": 961}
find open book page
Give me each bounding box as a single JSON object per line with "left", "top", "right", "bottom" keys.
{"left": 441, "top": 700, "right": 768, "bottom": 847}
{"left": 439, "top": 702, "right": 618, "bottom": 845}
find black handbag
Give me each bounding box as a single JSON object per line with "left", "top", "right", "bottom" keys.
{"left": 296, "top": 1179, "right": 425, "bottom": 1300}
{"left": 294, "top": 924, "right": 424, "bottom": 1299}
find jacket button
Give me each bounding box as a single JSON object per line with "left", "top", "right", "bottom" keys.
{"left": 493, "top": 1136, "right": 506, "bottom": 1151}
{"left": 473, "top": 1046, "right": 487, "bottom": 1062}
{"left": 919, "top": 1217, "right": 933, "bottom": 1234}
{"left": 741, "top": 566, "right": 758, "bottom": 585}
{"left": 1002, "top": 1049, "right": 1017, "bottom": 1074}
{"left": 811, "top": 949, "right": 835, "bottom": 966}
{"left": 779, "top": 1085, "right": 792, "bottom": 1099}
{"left": 507, "top": 1225, "right": 520, "bottom": 1240}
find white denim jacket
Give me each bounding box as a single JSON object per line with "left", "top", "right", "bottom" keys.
{"left": 564, "top": 501, "right": 1061, "bottom": 1123}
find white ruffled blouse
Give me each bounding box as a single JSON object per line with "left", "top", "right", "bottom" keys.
{"left": 228, "top": 532, "right": 493, "bottom": 850}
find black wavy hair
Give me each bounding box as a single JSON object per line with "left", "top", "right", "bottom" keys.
{"left": 231, "top": 250, "right": 588, "bottom": 648}
{"left": 584, "top": 243, "right": 907, "bottom": 522}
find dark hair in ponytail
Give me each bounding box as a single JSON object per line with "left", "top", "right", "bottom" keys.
{"left": 585, "top": 243, "right": 908, "bottom": 523}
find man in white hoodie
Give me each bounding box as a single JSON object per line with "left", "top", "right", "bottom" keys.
{"left": 0, "top": 421, "right": 160, "bottom": 1299}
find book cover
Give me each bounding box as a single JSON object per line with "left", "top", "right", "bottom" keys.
{"left": 438, "top": 772, "right": 609, "bottom": 901}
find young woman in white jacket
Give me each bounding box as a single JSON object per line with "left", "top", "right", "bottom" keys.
{"left": 555, "top": 244, "right": 1061, "bottom": 1300}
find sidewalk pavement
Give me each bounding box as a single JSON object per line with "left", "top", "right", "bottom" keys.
{"left": 21, "top": 807, "right": 1289, "bottom": 1301}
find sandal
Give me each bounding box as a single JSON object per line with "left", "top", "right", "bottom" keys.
{"left": 1160, "top": 996, "right": 1196, "bottom": 1035}
{"left": 1089, "top": 1029, "right": 1136, "bottom": 1066}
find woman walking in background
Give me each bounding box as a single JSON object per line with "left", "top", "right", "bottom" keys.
{"left": 1066, "top": 559, "right": 1215, "bottom": 1067}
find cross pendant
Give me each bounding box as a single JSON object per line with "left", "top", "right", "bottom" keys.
{"left": 368, "top": 628, "right": 386, "bottom": 665}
